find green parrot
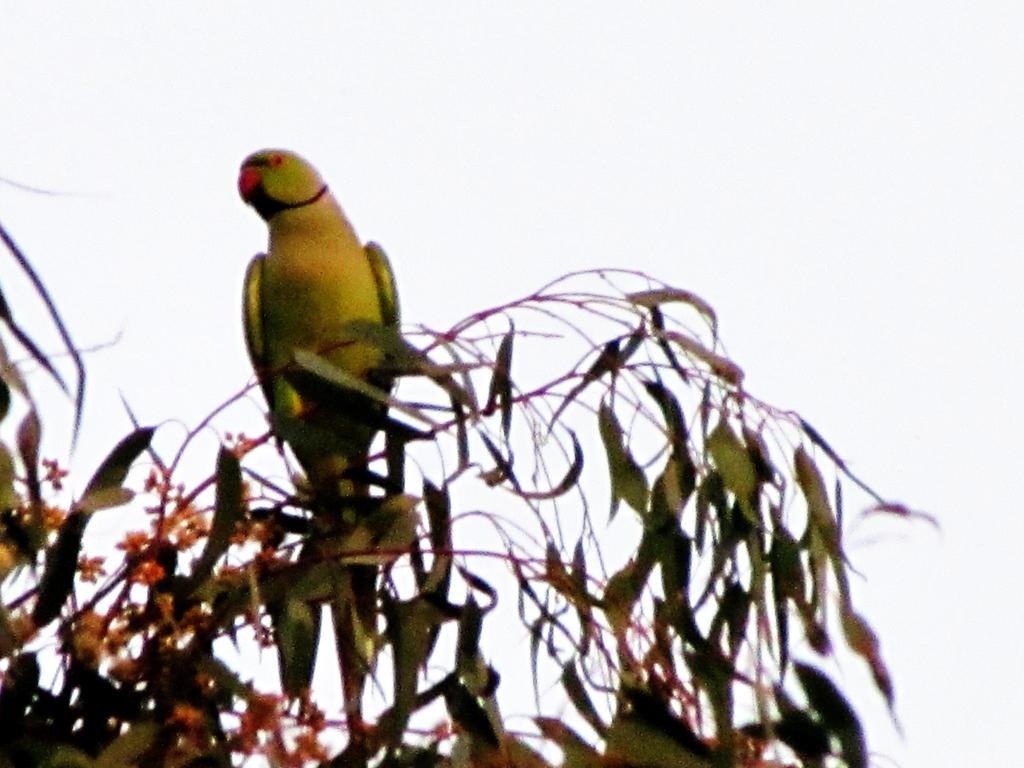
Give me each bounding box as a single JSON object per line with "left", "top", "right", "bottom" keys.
{"left": 239, "top": 148, "right": 399, "bottom": 490}
{"left": 238, "top": 149, "right": 399, "bottom": 748}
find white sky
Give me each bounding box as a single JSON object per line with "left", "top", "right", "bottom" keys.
{"left": 3, "top": 4, "right": 1022, "bottom": 766}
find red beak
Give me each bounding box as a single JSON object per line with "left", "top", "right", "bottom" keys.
{"left": 238, "top": 166, "right": 262, "bottom": 201}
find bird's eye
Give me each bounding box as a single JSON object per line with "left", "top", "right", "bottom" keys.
{"left": 269, "top": 154, "right": 284, "bottom": 167}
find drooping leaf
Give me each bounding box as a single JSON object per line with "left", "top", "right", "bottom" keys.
{"left": 626, "top": 286, "right": 717, "bottom": 331}
{"left": 0, "top": 442, "right": 18, "bottom": 511}
{"left": 800, "top": 415, "right": 887, "bottom": 505}
{"left": 0, "top": 603, "right": 18, "bottom": 658}
{"left": 560, "top": 662, "right": 606, "bottom": 736}
{"left": 196, "top": 655, "right": 252, "bottom": 702}
{"left": 535, "top": 718, "right": 603, "bottom": 768}
{"left": 0, "top": 220, "right": 86, "bottom": 442}
{"left": 741, "top": 426, "right": 776, "bottom": 484}
{"left": 0, "top": 378, "right": 9, "bottom": 424}
{"left": 606, "top": 688, "right": 714, "bottom": 768}
{"left": 768, "top": 707, "right": 832, "bottom": 761}
{"left": 794, "top": 447, "right": 840, "bottom": 560}
{"left": 664, "top": 330, "right": 744, "bottom": 386}
{"left": 77, "top": 427, "right": 155, "bottom": 513}
{"left": 694, "top": 472, "right": 727, "bottom": 553}
{"left": 706, "top": 420, "right": 757, "bottom": 520}
{"left": 94, "top": 720, "right": 160, "bottom": 768}
{"left": 75, "top": 487, "right": 134, "bottom": 513}
{"left": 32, "top": 511, "right": 86, "bottom": 627}
{"left": 274, "top": 597, "right": 319, "bottom": 697}
{"left": 598, "top": 401, "right": 649, "bottom": 518}
{"left": 422, "top": 480, "right": 453, "bottom": 595}
{"left": 0, "top": 651, "right": 39, "bottom": 727}
{"left": 642, "top": 380, "right": 697, "bottom": 503}
{"left": 456, "top": 597, "right": 485, "bottom": 677}
{"left": 548, "top": 331, "right": 643, "bottom": 427}
{"left": 291, "top": 348, "right": 438, "bottom": 429}
{"left": 442, "top": 676, "right": 500, "bottom": 750}
{"left": 457, "top": 565, "right": 498, "bottom": 606}
{"left": 709, "top": 579, "right": 750, "bottom": 660}
{"left": 16, "top": 411, "right": 42, "bottom": 536}
{"left": 769, "top": 526, "right": 805, "bottom": 673}
{"left": 686, "top": 648, "right": 736, "bottom": 765}
{"left": 36, "top": 428, "right": 159, "bottom": 623}
{"left": 649, "top": 305, "right": 689, "bottom": 382}
{"left": 187, "top": 447, "right": 243, "bottom": 590}
{"left": 380, "top": 594, "right": 450, "bottom": 746}
{"left": 603, "top": 561, "right": 648, "bottom": 636}
{"left": 649, "top": 458, "right": 682, "bottom": 530}
{"left": 518, "top": 430, "right": 584, "bottom": 501}
{"left": 794, "top": 662, "right": 866, "bottom": 768}
{"left": 484, "top": 326, "right": 515, "bottom": 440}
{"left": 479, "top": 432, "right": 516, "bottom": 488}
{"left": 35, "top": 744, "right": 95, "bottom": 767}
{"left": 842, "top": 608, "right": 894, "bottom": 709}
{"left": 569, "top": 538, "right": 593, "bottom": 653}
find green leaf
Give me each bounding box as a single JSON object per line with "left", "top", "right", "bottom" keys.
{"left": 196, "top": 655, "right": 252, "bottom": 703}
{"left": 768, "top": 527, "right": 804, "bottom": 672}
{"left": 40, "top": 746, "right": 95, "bottom": 768}
{"left": 380, "top": 595, "right": 449, "bottom": 746}
{"left": 548, "top": 332, "right": 642, "bottom": 427}
{"left": 0, "top": 222, "right": 86, "bottom": 442}
{"left": 741, "top": 426, "right": 776, "bottom": 484}
{"left": 606, "top": 689, "right": 713, "bottom": 768}
{"left": 422, "top": 481, "right": 453, "bottom": 595}
{"left": 479, "top": 432, "right": 516, "bottom": 488}
{"left": 561, "top": 662, "right": 606, "bottom": 736}
{"left": 0, "top": 652, "right": 39, "bottom": 726}
{"left": 0, "top": 442, "right": 18, "bottom": 510}
{"left": 770, "top": 708, "right": 832, "bottom": 760}
{"left": 626, "top": 286, "right": 717, "bottom": 330}
{"left": 649, "top": 459, "right": 682, "bottom": 529}
{"left": 535, "top": 718, "right": 603, "bottom": 768}
{"left": 0, "top": 378, "right": 9, "bottom": 424}
{"left": 187, "top": 447, "right": 242, "bottom": 589}
{"left": 94, "top": 721, "right": 160, "bottom": 768}
{"left": 274, "top": 597, "right": 320, "bottom": 697}
{"left": 32, "top": 512, "right": 86, "bottom": 627}
{"left": 77, "top": 427, "right": 155, "bottom": 513}
{"left": 456, "top": 597, "right": 485, "bottom": 681}
{"left": 16, "top": 411, "right": 42, "bottom": 533}
{"left": 794, "top": 662, "right": 866, "bottom": 768}
{"left": 74, "top": 486, "right": 134, "bottom": 513}
{"left": 603, "top": 562, "right": 645, "bottom": 636}
{"left": 663, "top": 330, "right": 743, "bottom": 386}
{"left": 516, "top": 430, "right": 585, "bottom": 501}
{"left": 598, "top": 401, "right": 649, "bottom": 518}
{"left": 794, "top": 447, "right": 840, "bottom": 558}
{"left": 34, "top": 428, "right": 155, "bottom": 627}
{"left": 442, "top": 677, "right": 500, "bottom": 749}
{"left": 686, "top": 648, "right": 736, "bottom": 764}
{"left": 291, "top": 348, "right": 437, "bottom": 428}
{"left": 570, "top": 538, "right": 594, "bottom": 653}
{"left": 709, "top": 580, "right": 750, "bottom": 660}
{"left": 842, "top": 608, "right": 894, "bottom": 709}
{"left": 0, "top": 603, "right": 18, "bottom": 658}
{"left": 484, "top": 326, "right": 515, "bottom": 439}
{"left": 642, "top": 380, "right": 697, "bottom": 504}
{"left": 706, "top": 420, "right": 757, "bottom": 514}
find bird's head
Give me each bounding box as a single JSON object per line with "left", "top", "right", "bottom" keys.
{"left": 238, "top": 149, "right": 328, "bottom": 221}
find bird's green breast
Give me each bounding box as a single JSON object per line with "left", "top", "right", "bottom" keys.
{"left": 261, "top": 199, "right": 386, "bottom": 387}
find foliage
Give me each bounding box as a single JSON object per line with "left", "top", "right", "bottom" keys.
{"left": 0, "top": 222, "right": 911, "bottom": 767}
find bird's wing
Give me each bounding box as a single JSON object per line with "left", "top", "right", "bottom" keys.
{"left": 365, "top": 241, "right": 400, "bottom": 329}
{"left": 242, "top": 253, "right": 276, "bottom": 410}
